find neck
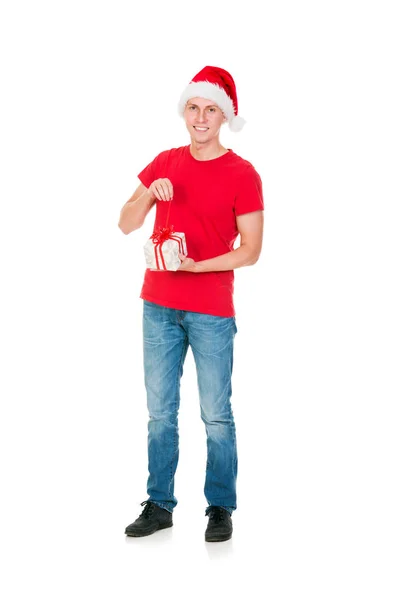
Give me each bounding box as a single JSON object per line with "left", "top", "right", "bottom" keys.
{"left": 189, "top": 138, "right": 228, "bottom": 161}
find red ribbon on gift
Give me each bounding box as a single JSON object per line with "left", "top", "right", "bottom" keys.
{"left": 150, "top": 198, "right": 185, "bottom": 270}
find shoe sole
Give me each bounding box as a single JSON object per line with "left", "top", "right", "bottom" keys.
{"left": 125, "top": 522, "right": 173, "bottom": 537}
{"left": 205, "top": 531, "right": 232, "bottom": 542}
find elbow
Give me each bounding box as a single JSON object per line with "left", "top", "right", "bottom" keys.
{"left": 248, "top": 252, "right": 261, "bottom": 265}
{"left": 118, "top": 221, "right": 142, "bottom": 235}
{"left": 118, "top": 223, "right": 130, "bottom": 235}
{"left": 241, "top": 242, "right": 261, "bottom": 266}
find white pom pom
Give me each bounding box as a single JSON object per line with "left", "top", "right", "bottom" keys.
{"left": 229, "top": 115, "right": 246, "bottom": 132}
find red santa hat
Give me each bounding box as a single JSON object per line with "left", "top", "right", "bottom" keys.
{"left": 178, "top": 65, "right": 246, "bottom": 132}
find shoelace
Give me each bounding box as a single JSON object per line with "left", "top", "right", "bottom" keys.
{"left": 205, "top": 506, "right": 228, "bottom": 523}
{"left": 140, "top": 500, "right": 155, "bottom": 519}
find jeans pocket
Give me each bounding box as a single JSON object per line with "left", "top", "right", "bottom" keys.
{"left": 233, "top": 316, "right": 238, "bottom": 335}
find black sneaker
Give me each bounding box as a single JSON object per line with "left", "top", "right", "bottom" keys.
{"left": 125, "top": 500, "right": 173, "bottom": 537}
{"left": 205, "top": 506, "right": 233, "bottom": 542}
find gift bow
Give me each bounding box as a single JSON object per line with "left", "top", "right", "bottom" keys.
{"left": 150, "top": 225, "right": 175, "bottom": 245}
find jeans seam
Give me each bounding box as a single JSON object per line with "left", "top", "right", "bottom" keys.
{"left": 168, "top": 335, "right": 188, "bottom": 501}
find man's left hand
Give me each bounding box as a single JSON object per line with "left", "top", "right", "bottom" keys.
{"left": 177, "top": 253, "right": 198, "bottom": 272}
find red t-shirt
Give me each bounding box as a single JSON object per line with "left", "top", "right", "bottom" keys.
{"left": 137, "top": 144, "right": 264, "bottom": 317}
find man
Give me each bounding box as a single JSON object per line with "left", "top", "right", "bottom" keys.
{"left": 119, "top": 66, "right": 264, "bottom": 542}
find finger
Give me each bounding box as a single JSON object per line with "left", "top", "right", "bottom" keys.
{"left": 152, "top": 187, "right": 163, "bottom": 202}
{"left": 158, "top": 182, "right": 169, "bottom": 201}
{"left": 167, "top": 181, "right": 174, "bottom": 200}
{"left": 148, "top": 184, "right": 161, "bottom": 202}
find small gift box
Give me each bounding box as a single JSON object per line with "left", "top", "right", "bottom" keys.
{"left": 144, "top": 229, "right": 187, "bottom": 271}
{"left": 143, "top": 196, "right": 187, "bottom": 271}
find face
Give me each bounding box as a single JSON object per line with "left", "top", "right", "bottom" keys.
{"left": 183, "top": 97, "right": 227, "bottom": 142}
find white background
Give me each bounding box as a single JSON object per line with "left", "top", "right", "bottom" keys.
{"left": 1, "top": 1, "right": 399, "bottom": 598}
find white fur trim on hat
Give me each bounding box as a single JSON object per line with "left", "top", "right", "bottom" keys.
{"left": 178, "top": 81, "right": 245, "bottom": 131}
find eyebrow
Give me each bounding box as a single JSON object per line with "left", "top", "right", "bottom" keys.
{"left": 187, "top": 102, "right": 218, "bottom": 108}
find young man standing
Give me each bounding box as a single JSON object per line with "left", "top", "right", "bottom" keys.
{"left": 119, "top": 66, "right": 264, "bottom": 542}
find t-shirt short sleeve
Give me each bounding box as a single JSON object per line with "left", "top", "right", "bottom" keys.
{"left": 234, "top": 165, "right": 264, "bottom": 216}
{"left": 137, "top": 152, "right": 163, "bottom": 188}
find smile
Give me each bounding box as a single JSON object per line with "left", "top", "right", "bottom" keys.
{"left": 193, "top": 126, "right": 208, "bottom": 131}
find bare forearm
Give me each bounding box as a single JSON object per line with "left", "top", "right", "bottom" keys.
{"left": 195, "top": 244, "right": 257, "bottom": 273}
{"left": 118, "top": 190, "right": 155, "bottom": 234}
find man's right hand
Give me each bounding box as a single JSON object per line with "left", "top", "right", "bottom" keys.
{"left": 148, "top": 178, "right": 174, "bottom": 202}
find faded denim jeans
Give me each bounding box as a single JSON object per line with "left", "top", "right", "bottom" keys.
{"left": 142, "top": 299, "right": 238, "bottom": 516}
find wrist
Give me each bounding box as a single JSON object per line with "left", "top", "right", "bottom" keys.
{"left": 195, "top": 261, "right": 205, "bottom": 273}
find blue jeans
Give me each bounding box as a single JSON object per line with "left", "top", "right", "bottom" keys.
{"left": 142, "top": 299, "right": 238, "bottom": 516}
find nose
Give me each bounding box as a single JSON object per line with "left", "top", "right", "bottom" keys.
{"left": 197, "top": 109, "right": 207, "bottom": 122}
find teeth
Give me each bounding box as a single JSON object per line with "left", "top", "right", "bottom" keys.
{"left": 194, "top": 127, "right": 208, "bottom": 131}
